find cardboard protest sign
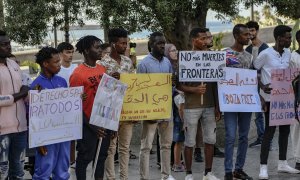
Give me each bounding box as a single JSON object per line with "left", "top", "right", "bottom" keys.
{"left": 29, "top": 87, "right": 83, "bottom": 148}
{"left": 120, "top": 73, "right": 172, "bottom": 121}
{"left": 89, "top": 73, "right": 128, "bottom": 131}
{"left": 269, "top": 68, "right": 300, "bottom": 126}
{"left": 218, "top": 67, "right": 261, "bottom": 112}
{"left": 179, "top": 51, "right": 226, "bottom": 82}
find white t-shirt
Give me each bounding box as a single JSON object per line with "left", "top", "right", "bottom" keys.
{"left": 57, "top": 64, "right": 77, "bottom": 86}
{"left": 254, "top": 47, "right": 291, "bottom": 101}
{"left": 289, "top": 51, "right": 300, "bottom": 68}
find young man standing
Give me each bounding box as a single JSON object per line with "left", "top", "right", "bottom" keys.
{"left": 57, "top": 42, "right": 77, "bottom": 86}
{"left": 70, "top": 35, "right": 111, "bottom": 180}
{"left": 31, "top": 47, "right": 70, "bottom": 180}
{"left": 223, "top": 24, "right": 253, "bottom": 180}
{"left": 0, "top": 30, "right": 29, "bottom": 179}
{"left": 138, "top": 32, "right": 175, "bottom": 180}
{"left": 245, "top": 21, "right": 269, "bottom": 148}
{"left": 178, "top": 27, "right": 220, "bottom": 180}
{"left": 254, "top": 25, "right": 300, "bottom": 179}
{"left": 98, "top": 28, "right": 134, "bottom": 180}
{"left": 56, "top": 42, "right": 77, "bottom": 165}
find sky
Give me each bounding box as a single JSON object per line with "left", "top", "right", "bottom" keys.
{"left": 207, "top": 3, "right": 263, "bottom": 22}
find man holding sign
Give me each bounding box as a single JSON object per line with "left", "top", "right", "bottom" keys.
{"left": 30, "top": 47, "right": 70, "bottom": 179}
{"left": 97, "top": 28, "right": 135, "bottom": 180}
{"left": 254, "top": 25, "right": 300, "bottom": 179}
{"left": 70, "top": 36, "right": 111, "bottom": 180}
{"left": 178, "top": 27, "right": 220, "bottom": 180}
{"left": 223, "top": 24, "right": 253, "bottom": 180}
{"left": 137, "top": 32, "right": 175, "bottom": 180}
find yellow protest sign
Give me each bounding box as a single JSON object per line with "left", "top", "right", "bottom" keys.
{"left": 120, "top": 73, "right": 172, "bottom": 121}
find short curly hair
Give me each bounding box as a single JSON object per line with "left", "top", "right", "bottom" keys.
{"left": 35, "top": 47, "right": 59, "bottom": 67}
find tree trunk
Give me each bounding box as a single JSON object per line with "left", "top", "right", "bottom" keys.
{"left": 64, "top": 0, "right": 70, "bottom": 43}
{"left": 0, "top": 0, "right": 4, "bottom": 29}
{"left": 164, "top": 11, "right": 207, "bottom": 50}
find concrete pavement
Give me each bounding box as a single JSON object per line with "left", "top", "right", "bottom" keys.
{"left": 24, "top": 130, "right": 300, "bottom": 180}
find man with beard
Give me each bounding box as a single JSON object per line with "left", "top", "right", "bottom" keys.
{"left": 98, "top": 28, "right": 135, "bottom": 180}
{"left": 178, "top": 27, "right": 220, "bottom": 180}
{"left": 245, "top": 21, "right": 269, "bottom": 148}
{"left": 138, "top": 32, "right": 175, "bottom": 180}
{"left": 0, "top": 30, "right": 29, "bottom": 179}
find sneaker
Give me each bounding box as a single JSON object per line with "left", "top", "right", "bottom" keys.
{"left": 278, "top": 160, "right": 300, "bottom": 174}
{"left": 258, "top": 164, "right": 268, "bottom": 179}
{"left": 185, "top": 174, "right": 194, "bottom": 180}
{"left": 233, "top": 169, "right": 253, "bottom": 180}
{"left": 203, "top": 172, "right": 220, "bottom": 180}
{"left": 162, "top": 174, "right": 176, "bottom": 180}
{"left": 224, "top": 173, "right": 233, "bottom": 180}
{"left": 214, "top": 146, "right": 225, "bottom": 158}
{"left": 194, "top": 149, "right": 203, "bottom": 162}
{"left": 249, "top": 139, "right": 261, "bottom": 148}
{"left": 173, "top": 164, "right": 185, "bottom": 172}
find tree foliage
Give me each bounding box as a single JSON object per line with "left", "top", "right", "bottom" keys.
{"left": 92, "top": 0, "right": 241, "bottom": 49}
{"left": 4, "top": 0, "right": 86, "bottom": 45}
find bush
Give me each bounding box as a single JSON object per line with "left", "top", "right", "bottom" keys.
{"left": 20, "top": 60, "right": 40, "bottom": 74}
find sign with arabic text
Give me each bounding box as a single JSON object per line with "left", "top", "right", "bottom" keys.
{"left": 120, "top": 73, "right": 172, "bottom": 121}
{"left": 29, "top": 87, "right": 83, "bottom": 148}
{"left": 90, "top": 74, "right": 128, "bottom": 131}
{"left": 218, "top": 67, "right": 261, "bottom": 112}
{"left": 179, "top": 51, "right": 226, "bottom": 82}
{"left": 269, "top": 68, "right": 300, "bottom": 126}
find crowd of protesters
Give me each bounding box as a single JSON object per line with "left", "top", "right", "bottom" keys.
{"left": 1, "top": 21, "right": 300, "bottom": 180}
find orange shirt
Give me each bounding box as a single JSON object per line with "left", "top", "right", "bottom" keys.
{"left": 70, "top": 64, "right": 106, "bottom": 120}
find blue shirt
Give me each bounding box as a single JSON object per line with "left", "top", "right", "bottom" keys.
{"left": 137, "top": 53, "right": 173, "bottom": 73}
{"left": 30, "top": 74, "right": 68, "bottom": 90}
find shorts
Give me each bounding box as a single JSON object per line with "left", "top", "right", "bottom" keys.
{"left": 184, "top": 107, "right": 216, "bottom": 147}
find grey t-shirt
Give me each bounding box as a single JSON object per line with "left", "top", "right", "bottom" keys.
{"left": 225, "top": 48, "right": 253, "bottom": 69}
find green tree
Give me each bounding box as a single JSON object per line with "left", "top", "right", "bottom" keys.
{"left": 93, "top": 0, "right": 241, "bottom": 50}
{"left": 4, "top": 0, "right": 85, "bottom": 45}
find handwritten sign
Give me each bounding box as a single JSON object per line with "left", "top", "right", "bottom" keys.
{"left": 29, "top": 87, "right": 83, "bottom": 148}
{"left": 90, "top": 74, "right": 128, "bottom": 131}
{"left": 179, "top": 51, "right": 226, "bottom": 82}
{"left": 120, "top": 73, "right": 172, "bottom": 121}
{"left": 218, "top": 67, "right": 261, "bottom": 112}
{"left": 269, "top": 68, "right": 300, "bottom": 126}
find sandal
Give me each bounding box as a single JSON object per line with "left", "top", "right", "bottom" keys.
{"left": 129, "top": 152, "right": 137, "bottom": 159}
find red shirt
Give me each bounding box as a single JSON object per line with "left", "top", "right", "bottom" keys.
{"left": 70, "top": 64, "right": 106, "bottom": 120}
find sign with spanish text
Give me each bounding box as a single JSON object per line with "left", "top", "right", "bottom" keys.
{"left": 179, "top": 51, "right": 226, "bottom": 82}
{"left": 90, "top": 73, "right": 128, "bottom": 131}
{"left": 29, "top": 87, "right": 83, "bottom": 148}
{"left": 120, "top": 73, "right": 172, "bottom": 121}
{"left": 218, "top": 67, "right": 261, "bottom": 112}
{"left": 269, "top": 68, "right": 300, "bottom": 126}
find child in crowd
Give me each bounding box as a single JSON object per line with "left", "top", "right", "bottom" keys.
{"left": 31, "top": 47, "right": 70, "bottom": 180}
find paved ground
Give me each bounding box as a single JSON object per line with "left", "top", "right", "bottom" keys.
{"left": 24, "top": 130, "right": 300, "bottom": 180}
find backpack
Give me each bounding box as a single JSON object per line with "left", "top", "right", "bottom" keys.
{"left": 292, "top": 74, "right": 300, "bottom": 122}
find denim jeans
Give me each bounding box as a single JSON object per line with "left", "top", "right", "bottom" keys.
{"left": 254, "top": 112, "right": 265, "bottom": 141}
{"left": 0, "top": 131, "right": 27, "bottom": 180}
{"left": 224, "top": 112, "right": 252, "bottom": 173}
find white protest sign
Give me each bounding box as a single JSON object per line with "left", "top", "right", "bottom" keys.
{"left": 90, "top": 73, "right": 128, "bottom": 131}
{"left": 29, "top": 87, "right": 83, "bottom": 148}
{"left": 218, "top": 67, "right": 261, "bottom": 112}
{"left": 179, "top": 51, "right": 226, "bottom": 82}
